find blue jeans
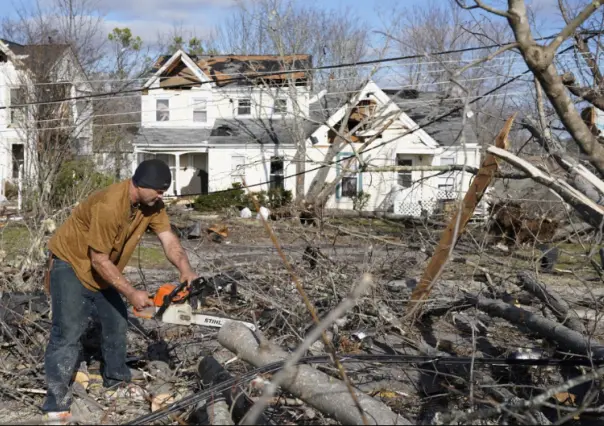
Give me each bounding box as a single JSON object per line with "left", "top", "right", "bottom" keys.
{"left": 42, "top": 257, "right": 131, "bottom": 412}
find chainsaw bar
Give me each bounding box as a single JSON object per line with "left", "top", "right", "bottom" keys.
{"left": 132, "top": 304, "right": 255, "bottom": 331}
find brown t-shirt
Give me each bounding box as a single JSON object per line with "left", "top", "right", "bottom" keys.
{"left": 48, "top": 178, "right": 172, "bottom": 291}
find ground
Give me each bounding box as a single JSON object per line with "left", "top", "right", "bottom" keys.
{"left": 1, "top": 208, "right": 603, "bottom": 424}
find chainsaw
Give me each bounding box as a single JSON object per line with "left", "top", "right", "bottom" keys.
{"left": 132, "top": 277, "right": 256, "bottom": 331}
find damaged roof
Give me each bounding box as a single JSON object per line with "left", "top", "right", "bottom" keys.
{"left": 133, "top": 118, "right": 318, "bottom": 147}
{"left": 383, "top": 89, "right": 479, "bottom": 146}
{"left": 0, "top": 38, "right": 70, "bottom": 69}
{"left": 151, "top": 53, "right": 312, "bottom": 86}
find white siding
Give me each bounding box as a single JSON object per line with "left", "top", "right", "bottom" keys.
{"left": 141, "top": 84, "right": 311, "bottom": 129}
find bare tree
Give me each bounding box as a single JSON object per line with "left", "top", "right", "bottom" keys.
{"left": 447, "top": 0, "right": 604, "bottom": 226}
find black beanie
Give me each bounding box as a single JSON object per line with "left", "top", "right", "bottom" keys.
{"left": 132, "top": 159, "right": 172, "bottom": 190}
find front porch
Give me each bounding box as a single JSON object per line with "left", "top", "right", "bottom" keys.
{"left": 133, "top": 150, "right": 209, "bottom": 197}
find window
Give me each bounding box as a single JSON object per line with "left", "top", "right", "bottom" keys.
{"left": 237, "top": 98, "right": 251, "bottom": 116}
{"left": 338, "top": 155, "right": 360, "bottom": 198}
{"left": 76, "top": 100, "right": 87, "bottom": 120}
{"left": 10, "top": 87, "right": 25, "bottom": 124}
{"left": 270, "top": 156, "right": 284, "bottom": 190}
{"left": 11, "top": 144, "right": 24, "bottom": 179}
{"left": 341, "top": 176, "right": 358, "bottom": 198}
{"left": 396, "top": 155, "right": 412, "bottom": 188}
{"left": 439, "top": 156, "right": 456, "bottom": 194}
{"left": 193, "top": 98, "right": 207, "bottom": 122}
{"left": 231, "top": 155, "right": 245, "bottom": 182}
{"left": 274, "top": 98, "right": 287, "bottom": 113}
{"left": 156, "top": 99, "right": 170, "bottom": 121}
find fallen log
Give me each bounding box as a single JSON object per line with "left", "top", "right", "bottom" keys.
{"left": 516, "top": 272, "right": 586, "bottom": 333}
{"left": 466, "top": 295, "right": 604, "bottom": 358}
{"left": 217, "top": 321, "right": 411, "bottom": 425}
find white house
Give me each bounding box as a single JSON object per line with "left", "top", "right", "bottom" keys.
{"left": 0, "top": 39, "right": 93, "bottom": 198}
{"left": 132, "top": 50, "right": 482, "bottom": 216}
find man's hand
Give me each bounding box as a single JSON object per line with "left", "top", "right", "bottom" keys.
{"left": 127, "top": 289, "right": 153, "bottom": 311}
{"left": 180, "top": 270, "right": 198, "bottom": 287}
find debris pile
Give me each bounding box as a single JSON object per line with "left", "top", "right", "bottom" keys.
{"left": 1, "top": 216, "right": 604, "bottom": 424}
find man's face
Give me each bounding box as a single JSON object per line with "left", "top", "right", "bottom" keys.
{"left": 138, "top": 187, "right": 165, "bottom": 206}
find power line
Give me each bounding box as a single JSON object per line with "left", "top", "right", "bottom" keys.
{"left": 0, "top": 30, "right": 587, "bottom": 111}
{"left": 127, "top": 352, "right": 604, "bottom": 424}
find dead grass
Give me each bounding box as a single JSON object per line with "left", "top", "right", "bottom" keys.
{"left": 0, "top": 224, "right": 31, "bottom": 261}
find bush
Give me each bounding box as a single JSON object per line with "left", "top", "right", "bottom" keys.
{"left": 3, "top": 181, "right": 18, "bottom": 199}
{"left": 193, "top": 184, "right": 293, "bottom": 213}
{"left": 266, "top": 187, "right": 293, "bottom": 209}
{"left": 351, "top": 191, "right": 371, "bottom": 211}
{"left": 52, "top": 159, "right": 115, "bottom": 207}
{"left": 193, "top": 183, "right": 247, "bottom": 212}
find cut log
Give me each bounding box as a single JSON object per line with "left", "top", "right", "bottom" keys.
{"left": 217, "top": 321, "right": 411, "bottom": 425}
{"left": 516, "top": 272, "right": 586, "bottom": 333}
{"left": 466, "top": 295, "right": 604, "bottom": 358}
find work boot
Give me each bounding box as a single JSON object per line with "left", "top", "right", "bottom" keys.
{"left": 43, "top": 411, "right": 72, "bottom": 425}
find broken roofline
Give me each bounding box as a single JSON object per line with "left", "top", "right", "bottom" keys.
{"left": 146, "top": 50, "right": 313, "bottom": 88}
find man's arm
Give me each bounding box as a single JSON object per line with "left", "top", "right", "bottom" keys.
{"left": 157, "top": 230, "right": 197, "bottom": 283}
{"left": 90, "top": 248, "right": 151, "bottom": 309}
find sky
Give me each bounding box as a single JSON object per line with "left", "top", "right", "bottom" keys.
{"left": 0, "top": 0, "right": 567, "bottom": 47}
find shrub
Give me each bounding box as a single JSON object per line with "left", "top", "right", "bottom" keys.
{"left": 266, "top": 187, "right": 293, "bottom": 209}
{"left": 3, "top": 181, "right": 18, "bottom": 199}
{"left": 193, "top": 183, "right": 247, "bottom": 212}
{"left": 52, "top": 159, "right": 115, "bottom": 207}
{"left": 351, "top": 191, "right": 371, "bottom": 211}
{"left": 193, "top": 184, "right": 293, "bottom": 213}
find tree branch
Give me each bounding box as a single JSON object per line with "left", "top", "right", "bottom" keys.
{"left": 487, "top": 145, "right": 604, "bottom": 228}
{"left": 366, "top": 164, "right": 528, "bottom": 179}
{"left": 547, "top": 0, "right": 604, "bottom": 55}
{"left": 516, "top": 271, "right": 586, "bottom": 333}
{"left": 562, "top": 72, "right": 604, "bottom": 111}
{"left": 454, "top": 0, "right": 512, "bottom": 18}
{"left": 466, "top": 294, "right": 604, "bottom": 358}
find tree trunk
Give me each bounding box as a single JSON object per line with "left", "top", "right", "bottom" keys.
{"left": 217, "top": 321, "right": 411, "bottom": 425}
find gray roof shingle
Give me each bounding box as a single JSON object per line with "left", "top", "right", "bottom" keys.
{"left": 133, "top": 118, "right": 319, "bottom": 147}
{"left": 383, "top": 89, "right": 479, "bottom": 146}
{"left": 133, "top": 128, "right": 213, "bottom": 146}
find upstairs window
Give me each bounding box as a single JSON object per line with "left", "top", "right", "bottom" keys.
{"left": 193, "top": 98, "right": 207, "bottom": 122}
{"left": 274, "top": 98, "right": 287, "bottom": 113}
{"left": 10, "top": 87, "right": 26, "bottom": 125}
{"left": 237, "top": 98, "right": 251, "bottom": 116}
{"left": 156, "top": 99, "right": 170, "bottom": 121}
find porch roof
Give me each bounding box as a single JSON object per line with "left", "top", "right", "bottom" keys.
{"left": 132, "top": 118, "right": 319, "bottom": 147}
{"left": 132, "top": 128, "right": 213, "bottom": 146}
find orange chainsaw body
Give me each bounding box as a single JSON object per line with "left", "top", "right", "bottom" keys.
{"left": 153, "top": 283, "right": 189, "bottom": 307}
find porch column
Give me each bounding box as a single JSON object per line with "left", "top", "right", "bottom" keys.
{"left": 173, "top": 153, "right": 180, "bottom": 196}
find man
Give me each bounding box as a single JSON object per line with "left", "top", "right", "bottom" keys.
{"left": 42, "top": 159, "right": 197, "bottom": 422}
